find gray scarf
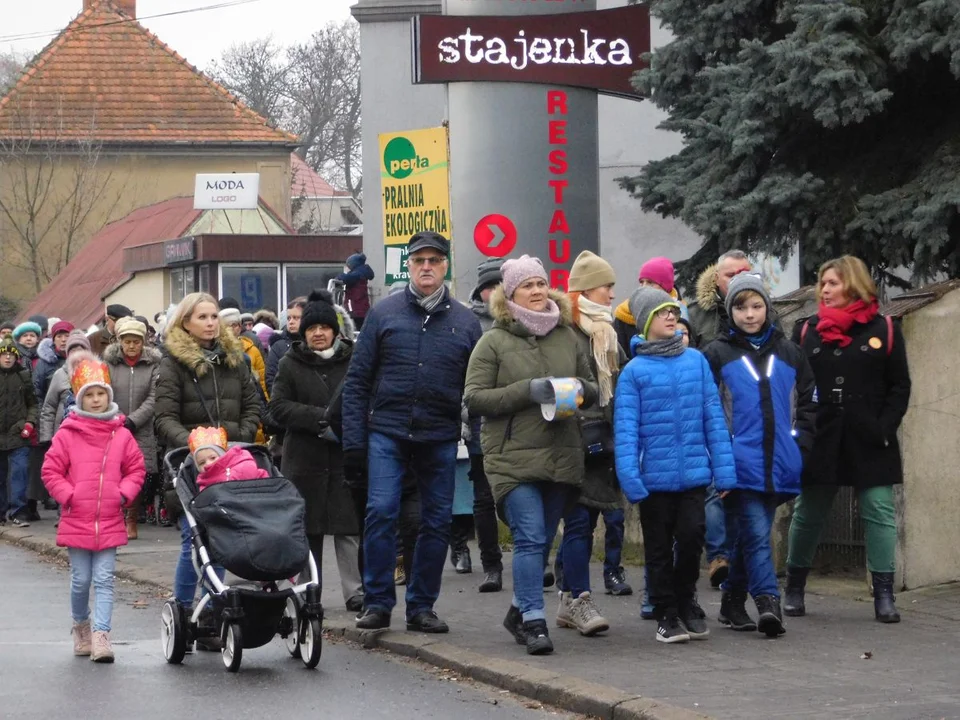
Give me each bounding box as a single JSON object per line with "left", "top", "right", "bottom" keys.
{"left": 409, "top": 283, "right": 446, "bottom": 312}
{"left": 634, "top": 334, "right": 686, "bottom": 358}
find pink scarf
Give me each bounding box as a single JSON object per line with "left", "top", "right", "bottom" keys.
{"left": 508, "top": 299, "right": 561, "bottom": 337}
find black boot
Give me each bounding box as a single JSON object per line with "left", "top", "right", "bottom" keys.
{"left": 522, "top": 619, "right": 553, "bottom": 655}
{"left": 718, "top": 589, "right": 757, "bottom": 631}
{"left": 456, "top": 546, "right": 472, "bottom": 574}
{"left": 872, "top": 572, "right": 901, "bottom": 623}
{"left": 502, "top": 605, "right": 526, "bottom": 645}
{"left": 783, "top": 566, "right": 809, "bottom": 617}
{"left": 755, "top": 595, "right": 786, "bottom": 637}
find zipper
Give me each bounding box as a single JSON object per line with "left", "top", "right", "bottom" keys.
{"left": 499, "top": 415, "right": 515, "bottom": 453}
{"left": 95, "top": 430, "right": 117, "bottom": 544}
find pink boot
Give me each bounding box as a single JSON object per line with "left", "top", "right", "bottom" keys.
{"left": 72, "top": 620, "right": 91, "bottom": 656}
{"left": 91, "top": 630, "right": 114, "bottom": 663}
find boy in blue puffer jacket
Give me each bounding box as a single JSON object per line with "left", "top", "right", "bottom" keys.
{"left": 701, "top": 273, "right": 816, "bottom": 638}
{"left": 614, "top": 287, "right": 737, "bottom": 645}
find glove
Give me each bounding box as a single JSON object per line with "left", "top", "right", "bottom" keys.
{"left": 20, "top": 422, "right": 34, "bottom": 439}
{"left": 342, "top": 449, "right": 368, "bottom": 489}
{"left": 529, "top": 377, "right": 556, "bottom": 405}
{"left": 123, "top": 418, "right": 136, "bottom": 432}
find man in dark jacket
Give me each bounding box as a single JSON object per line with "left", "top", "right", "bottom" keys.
{"left": 89, "top": 304, "right": 133, "bottom": 356}
{"left": 337, "top": 253, "right": 374, "bottom": 330}
{"left": 0, "top": 337, "right": 38, "bottom": 527}
{"left": 343, "top": 232, "right": 482, "bottom": 633}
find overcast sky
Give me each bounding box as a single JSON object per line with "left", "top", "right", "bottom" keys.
{"left": 3, "top": 0, "right": 356, "bottom": 69}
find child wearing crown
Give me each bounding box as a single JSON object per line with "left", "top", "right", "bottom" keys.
{"left": 41, "top": 351, "right": 145, "bottom": 664}
{"left": 189, "top": 426, "right": 269, "bottom": 492}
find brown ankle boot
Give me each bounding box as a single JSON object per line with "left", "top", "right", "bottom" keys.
{"left": 126, "top": 516, "right": 138, "bottom": 540}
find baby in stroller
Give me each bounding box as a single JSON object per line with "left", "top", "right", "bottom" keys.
{"left": 189, "top": 426, "right": 268, "bottom": 490}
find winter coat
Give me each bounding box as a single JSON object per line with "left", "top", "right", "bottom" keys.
{"left": 793, "top": 313, "right": 911, "bottom": 489}
{"left": 338, "top": 255, "right": 374, "bottom": 321}
{"left": 104, "top": 343, "right": 161, "bottom": 474}
{"left": 196, "top": 445, "right": 269, "bottom": 492}
{"left": 464, "top": 288, "right": 598, "bottom": 504}
{"left": 468, "top": 284, "right": 496, "bottom": 333}
{"left": 32, "top": 338, "right": 65, "bottom": 404}
{"left": 154, "top": 323, "right": 261, "bottom": 450}
{"left": 42, "top": 410, "right": 145, "bottom": 552}
{"left": 342, "top": 285, "right": 483, "bottom": 452}
{"left": 87, "top": 326, "right": 114, "bottom": 357}
{"left": 39, "top": 366, "right": 71, "bottom": 443}
{"left": 0, "top": 364, "right": 38, "bottom": 451}
{"left": 686, "top": 264, "right": 731, "bottom": 348}
{"left": 240, "top": 335, "right": 268, "bottom": 398}
{"left": 702, "top": 329, "right": 816, "bottom": 497}
{"left": 613, "top": 300, "right": 637, "bottom": 358}
{"left": 614, "top": 341, "right": 736, "bottom": 503}
{"left": 269, "top": 340, "right": 359, "bottom": 536}
{"left": 266, "top": 330, "right": 297, "bottom": 393}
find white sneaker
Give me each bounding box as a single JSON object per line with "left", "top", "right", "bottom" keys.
{"left": 557, "top": 591, "right": 610, "bottom": 636}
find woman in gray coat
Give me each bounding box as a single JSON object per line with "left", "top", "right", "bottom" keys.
{"left": 39, "top": 330, "right": 92, "bottom": 443}
{"left": 104, "top": 317, "right": 160, "bottom": 540}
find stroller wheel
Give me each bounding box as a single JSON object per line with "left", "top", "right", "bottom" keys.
{"left": 282, "top": 595, "right": 302, "bottom": 659}
{"left": 301, "top": 617, "right": 322, "bottom": 669}
{"left": 161, "top": 599, "right": 187, "bottom": 664}
{"left": 222, "top": 623, "right": 243, "bottom": 672}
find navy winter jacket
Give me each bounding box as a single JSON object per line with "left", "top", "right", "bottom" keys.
{"left": 342, "top": 286, "right": 482, "bottom": 451}
{"left": 614, "top": 342, "right": 736, "bottom": 503}
{"left": 702, "top": 329, "right": 816, "bottom": 496}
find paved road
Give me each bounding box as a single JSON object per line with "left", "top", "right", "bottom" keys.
{"left": 0, "top": 544, "right": 575, "bottom": 720}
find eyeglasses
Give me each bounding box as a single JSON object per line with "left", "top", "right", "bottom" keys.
{"left": 409, "top": 256, "right": 447, "bottom": 267}
{"left": 655, "top": 307, "right": 681, "bottom": 320}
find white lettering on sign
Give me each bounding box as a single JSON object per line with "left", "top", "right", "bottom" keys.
{"left": 437, "top": 28, "right": 632, "bottom": 71}
{"left": 193, "top": 173, "right": 260, "bottom": 210}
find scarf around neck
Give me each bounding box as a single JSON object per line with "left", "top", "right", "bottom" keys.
{"left": 634, "top": 333, "right": 686, "bottom": 358}
{"left": 409, "top": 283, "right": 446, "bottom": 312}
{"left": 816, "top": 299, "right": 879, "bottom": 347}
{"left": 508, "top": 299, "right": 561, "bottom": 337}
{"left": 314, "top": 338, "right": 342, "bottom": 359}
{"left": 576, "top": 295, "right": 619, "bottom": 406}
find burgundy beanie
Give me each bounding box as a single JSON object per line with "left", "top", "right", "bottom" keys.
{"left": 638, "top": 257, "right": 675, "bottom": 295}
{"left": 502, "top": 255, "right": 548, "bottom": 299}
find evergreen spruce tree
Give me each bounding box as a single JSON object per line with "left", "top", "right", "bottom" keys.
{"left": 622, "top": 0, "right": 960, "bottom": 286}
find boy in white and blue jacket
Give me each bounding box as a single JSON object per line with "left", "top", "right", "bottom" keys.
{"left": 614, "top": 287, "right": 737, "bottom": 645}
{"left": 701, "top": 273, "right": 816, "bottom": 637}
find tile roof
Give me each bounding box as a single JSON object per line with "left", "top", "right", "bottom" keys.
{"left": 0, "top": 0, "right": 299, "bottom": 146}
{"left": 290, "top": 153, "right": 338, "bottom": 198}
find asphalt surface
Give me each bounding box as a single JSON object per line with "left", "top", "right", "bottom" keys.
{"left": 0, "top": 544, "right": 575, "bottom": 720}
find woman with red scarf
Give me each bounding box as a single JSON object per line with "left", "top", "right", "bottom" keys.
{"left": 784, "top": 256, "right": 911, "bottom": 624}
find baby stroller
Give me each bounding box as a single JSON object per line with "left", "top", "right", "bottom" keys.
{"left": 159, "top": 444, "right": 323, "bottom": 672}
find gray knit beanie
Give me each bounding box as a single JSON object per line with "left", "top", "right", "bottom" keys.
{"left": 724, "top": 273, "right": 771, "bottom": 318}
{"left": 628, "top": 286, "right": 679, "bottom": 337}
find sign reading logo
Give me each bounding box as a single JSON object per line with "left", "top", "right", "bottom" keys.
{"left": 193, "top": 173, "right": 260, "bottom": 210}
{"left": 413, "top": 6, "right": 651, "bottom": 98}
{"left": 474, "top": 214, "right": 517, "bottom": 258}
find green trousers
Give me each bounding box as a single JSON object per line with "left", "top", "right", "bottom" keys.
{"left": 787, "top": 485, "right": 896, "bottom": 573}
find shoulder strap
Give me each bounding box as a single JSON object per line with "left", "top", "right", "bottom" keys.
{"left": 800, "top": 319, "right": 810, "bottom": 345}
{"left": 191, "top": 377, "right": 219, "bottom": 427}
{"left": 885, "top": 314, "right": 894, "bottom": 357}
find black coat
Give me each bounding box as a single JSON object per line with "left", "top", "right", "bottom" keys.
{"left": 0, "top": 365, "right": 38, "bottom": 451}
{"left": 794, "top": 314, "right": 911, "bottom": 489}
{"left": 268, "top": 340, "right": 359, "bottom": 536}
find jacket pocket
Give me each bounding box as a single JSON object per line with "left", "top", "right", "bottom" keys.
{"left": 498, "top": 415, "right": 515, "bottom": 454}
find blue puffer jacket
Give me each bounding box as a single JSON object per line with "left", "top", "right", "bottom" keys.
{"left": 613, "top": 341, "right": 736, "bottom": 503}
{"left": 342, "top": 286, "right": 482, "bottom": 451}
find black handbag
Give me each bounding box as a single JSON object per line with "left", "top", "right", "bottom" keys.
{"left": 580, "top": 418, "right": 614, "bottom": 457}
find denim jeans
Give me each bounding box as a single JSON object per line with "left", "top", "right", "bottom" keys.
{"left": 503, "top": 482, "right": 569, "bottom": 622}
{"left": 559, "top": 503, "right": 600, "bottom": 596}
{"left": 723, "top": 490, "right": 779, "bottom": 598}
{"left": 602, "top": 507, "right": 625, "bottom": 575}
{"left": 705, "top": 482, "right": 731, "bottom": 562}
{"left": 363, "top": 432, "right": 457, "bottom": 618}
{"left": 1, "top": 447, "right": 30, "bottom": 519}
{"left": 174, "top": 516, "right": 225, "bottom": 607}
{"left": 68, "top": 548, "right": 117, "bottom": 632}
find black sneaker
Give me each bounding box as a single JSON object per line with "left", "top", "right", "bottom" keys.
{"left": 656, "top": 614, "right": 691, "bottom": 644}
{"left": 755, "top": 594, "right": 786, "bottom": 638}
{"left": 356, "top": 608, "right": 391, "bottom": 630}
{"left": 679, "top": 600, "right": 710, "bottom": 639}
{"left": 603, "top": 568, "right": 634, "bottom": 596}
{"left": 522, "top": 619, "right": 553, "bottom": 655}
{"left": 718, "top": 589, "right": 757, "bottom": 632}
{"left": 406, "top": 610, "right": 449, "bottom": 634}
{"left": 542, "top": 566, "right": 555, "bottom": 589}
{"left": 503, "top": 605, "right": 527, "bottom": 645}
{"left": 345, "top": 595, "right": 363, "bottom": 613}
{"left": 9, "top": 514, "right": 30, "bottom": 528}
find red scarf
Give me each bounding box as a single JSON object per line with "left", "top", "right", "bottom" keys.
{"left": 816, "top": 299, "right": 879, "bottom": 347}
{"left": 124, "top": 353, "right": 140, "bottom": 367}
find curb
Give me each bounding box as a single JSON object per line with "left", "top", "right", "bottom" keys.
{"left": 1, "top": 529, "right": 709, "bottom": 720}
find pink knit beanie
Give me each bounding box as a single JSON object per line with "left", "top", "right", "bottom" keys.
{"left": 638, "top": 257, "right": 675, "bottom": 294}
{"left": 502, "top": 255, "right": 548, "bottom": 298}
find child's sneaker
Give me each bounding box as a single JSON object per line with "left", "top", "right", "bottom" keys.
{"left": 90, "top": 630, "right": 114, "bottom": 663}
{"left": 679, "top": 599, "right": 710, "bottom": 639}
{"left": 718, "top": 589, "right": 757, "bottom": 631}
{"left": 522, "top": 619, "right": 553, "bottom": 655}
{"left": 72, "top": 620, "right": 91, "bottom": 656}
{"left": 557, "top": 591, "right": 609, "bottom": 636}
{"left": 9, "top": 514, "right": 30, "bottom": 528}
{"left": 656, "top": 613, "right": 690, "bottom": 644}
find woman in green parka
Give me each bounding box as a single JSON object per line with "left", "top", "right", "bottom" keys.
{"left": 464, "top": 255, "right": 597, "bottom": 657}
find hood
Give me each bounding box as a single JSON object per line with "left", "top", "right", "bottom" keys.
{"left": 346, "top": 252, "right": 368, "bottom": 270}
{"left": 199, "top": 445, "right": 265, "bottom": 482}
{"left": 488, "top": 285, "right": 573, "bottom": 333}
{"left": 334, "top": 302, "right": 357, "bottom": 337}
{"left": 163, "top": 322, "right": 246, "bottom": 376}
{"left": 287, "top": 337, "right": 354, "bottom": 366}
{"left": 58, "top": 408, "right": 125, "bottom": 438}
{"left": 694, "top": 264, "right": 719, "bottom": 311}
{"left": 614, "top": 299, "right": 634, "bottom": 326}
{"left": 37, "top": 337, "right": 62, "bottom": 364}
{"left": 103, "top": 343, "right": 162, "bottom": 366}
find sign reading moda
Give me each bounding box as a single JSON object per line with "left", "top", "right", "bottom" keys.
{"left": 193, "top": 173, "right": 260, "bottom": 210}
{"left": 413, "top": 5, "right": 650, "bottom": 98}
{"left": 379, "top": 127, "right": 452, "bottom": 285}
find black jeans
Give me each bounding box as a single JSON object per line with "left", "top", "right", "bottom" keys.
{"left": 469, "top": 454, "right": 503, "bottom": 573}
{"left": 639, "top": 488, "right": 706, "bottom": 618}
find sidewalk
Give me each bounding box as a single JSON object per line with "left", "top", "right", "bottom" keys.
{"left": 4, "top": 518, "right": 960, "bottom": 720}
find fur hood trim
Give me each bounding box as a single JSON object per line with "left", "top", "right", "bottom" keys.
{"left": 103, "top": 342, "right": 162, "bottom": 366}
{"left": 694, "top": 264, "right": 718, "bottom": 311}
{"left": 335, "top": 302, "right": 357, "bottom": 338}
{"left": 488, "top": 285, "right": 574, "bottom": 326}
{"left": 163, "top": 322, "right": 246, "bottom": 375}
{"left": 36, "top": 337, "right": 60, "bottom": 364}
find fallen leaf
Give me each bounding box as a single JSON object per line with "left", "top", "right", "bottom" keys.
{"left": 860, "top": 651, "right": 873, "bottom": 660}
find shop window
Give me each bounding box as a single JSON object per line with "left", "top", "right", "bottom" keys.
{"left": 170, "top": 266, "right": 196, "bottom": 305}
{"left": 198, "top": 265, "right": 210, "bottom": 294}
{"left": 284, "top": 264, "right": 343, "bottom": 305}
{"left": 220, "top": 264, "right": 280, "bottom": 313}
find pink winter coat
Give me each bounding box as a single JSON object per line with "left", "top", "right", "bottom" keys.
{"left": 197, "top": 445, "right": 269, "bottom": 492}
{"left": 42, "top": 411, "right": 146, "bottom": 552}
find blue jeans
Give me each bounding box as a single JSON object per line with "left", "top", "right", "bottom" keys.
{"left": 68, "top": 548, "right": 117, "bottom": 632}
{"left": 723, "top": 490, "right": 779, "bottom": 598}
{"left": 503, "top": 482, "right": 569, "bottom": 622}
{"left": 1, "top": 446, "right": 30, "bottom": 519}
{"left": 559, "top": 503, "right": 600, "bottom": 596}
{"left": 174, "top": 517, "right": 225, "bottom": 607}
{"left": 705, "top": 482, "right": 731, "bottom": 562}
{"left": 363, "top": 432, "right": 457, "bottom": 618}
{"left": 602, "top": 507, "right": 625, "bottom": 575}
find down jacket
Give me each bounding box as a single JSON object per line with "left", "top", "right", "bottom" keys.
{"left": 104, "top": 344, "right": 161, "bottom": 473}
{"left": 32, "top": 338, "right": 65, "bottom": 404}
{"left": 0, "top": 364, "right": 37, "bottom": 451}
{"left": 614, "top": 340, "right": 736, "bottom": 503}
{"left": 342, "top": 285, "right": 482, "bottom": 452}
{"left": 154, "top": 323, "right": 261, "bottom": 450}
{"left": 39, "top": 365, "right": 71, "bottom": 443}
{"left": 464, "top": 288, "right": 598, "bottom": 504}
{"left": 42, "top": 410, "right": 145, "bottom": 552}
{"left": 197, "top": 446, "right": 268, "bottom": 492}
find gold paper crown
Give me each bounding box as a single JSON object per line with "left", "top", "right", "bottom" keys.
{"left": 188, "top": 426, "right": 228, "bottom": 455}
{"left": 70, "top": 359, "right": 111, "bottom": 395}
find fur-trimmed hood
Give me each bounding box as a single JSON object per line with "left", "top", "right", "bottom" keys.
{"left": 103, "top": 342, "right": 162, "bottom": 366}
{"left": 488, "top": 285, "right": 574, "bottom": 331}
{"left": 694, "top": 264, "right": 719, "bottom": 311}
{"left": 335, "top": 302, "right": 357, "bottom": 338}
{"left": 163, "top": 322, "right": 246, "bottom": 376}
{"left": 36, "top": 337, "right": 61, "bottom": 364}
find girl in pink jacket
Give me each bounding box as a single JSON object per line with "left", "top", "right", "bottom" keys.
{"left": 189, "top": 426, "right": 269, "bottom": 491}
{"left": 42, "top": 352, "right": 145, "bottom": 664}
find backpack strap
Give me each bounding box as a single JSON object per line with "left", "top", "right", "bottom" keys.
{"left": 884, "top": 314, "right": 894, "bottom": 357}
{"left": 800, "top": 319, "right": 810, "bottom": 345}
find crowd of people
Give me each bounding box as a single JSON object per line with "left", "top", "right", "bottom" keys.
{"left": 0, "top": 237, "right": 910, "bottom": 662}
